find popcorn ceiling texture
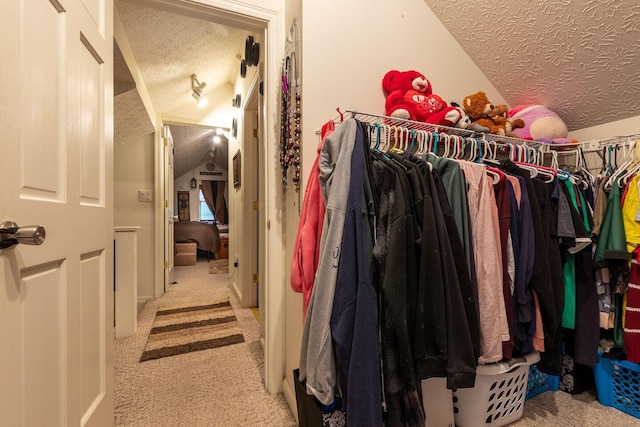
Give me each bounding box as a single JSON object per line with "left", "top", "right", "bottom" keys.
{"left": 115, "top": 1, "right": 247, "bottom": 115}
{"left": 422, "top": 0, "right": 640, "bottom": 131}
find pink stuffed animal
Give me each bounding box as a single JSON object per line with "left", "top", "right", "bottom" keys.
{"left": 508, "top": 104, "right": 569, "bottom": 142}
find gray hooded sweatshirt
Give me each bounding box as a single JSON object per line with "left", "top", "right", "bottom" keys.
{"left": 299, "top": 119, "right": 357, "bottom": 405}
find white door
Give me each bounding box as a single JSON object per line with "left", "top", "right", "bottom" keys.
{"left": 0, "top": 0, "right": 114, "bottom": 426}
{"left": 163, "top": 125, "right": 175, "bottom": 289}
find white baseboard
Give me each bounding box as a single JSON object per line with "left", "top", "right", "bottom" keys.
{"left": 230, "top": 282, "right": 242, "bottom": 302}
{"left": 282, "top": 376, "right": 298, "bottom": 424}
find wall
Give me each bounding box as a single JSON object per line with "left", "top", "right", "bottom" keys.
{"left": 569, "top": 114, "right": 640, "bottom": 142}
{"left": 282, "top": 0, "right": 303, "bottom": 415}
{"left": 280, "top": 0, "right": 508, "bottom": 414}
{"left": 114, "top": 133, "right": 156, "bottom": 303}
{"left": 175, "top": 161, "right": 229, "bottom": 221}
{"left": 227, "top": 33, "right": 262, "bottom": 306}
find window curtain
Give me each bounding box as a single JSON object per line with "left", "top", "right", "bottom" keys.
{"left": 200, "top": 182, "right": 215, "bottom": 219}
{"left": 215, "top": 181, "right": 228, "bottom": 224}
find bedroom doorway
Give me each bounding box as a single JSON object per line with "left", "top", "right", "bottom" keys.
{"left": 117, "top": 0, "right": 284, "bottom": 394}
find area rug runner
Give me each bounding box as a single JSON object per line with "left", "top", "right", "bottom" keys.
{"left": 209, "top": 258, "right": 229, "bottom": 274}
{"left": 140, "top": 300, "right": 244, "bottom": 362}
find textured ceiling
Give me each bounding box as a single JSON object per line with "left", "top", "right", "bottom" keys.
{"left": 169, "top": 124, "right": 229, "bottom": 178}
{"left": 423, "top": 0, "right": 640, "bottom": 131}
{"left": 115, "top": 0, "right": 247, "bottom": 174}
{"left": 115, "top": 0, "right": 247, "bottom": 114}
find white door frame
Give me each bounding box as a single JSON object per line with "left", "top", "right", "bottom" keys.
{"left": 148, "top": 0, "right": 285, "bottom": 394}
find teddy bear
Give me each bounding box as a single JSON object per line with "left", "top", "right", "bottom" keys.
{"left": 507, "top": 104, "right": 572, "bottom": 143}
{"left": 382, "top": 70, "right": 470, "bottom": 128}
{"left": 462, "top": 91, "right": 524, "bottom": 136}
{"left": 382, "top": 69, "right": 432, "bottom": 98}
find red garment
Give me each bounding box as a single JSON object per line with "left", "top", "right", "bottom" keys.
{"left": 625, "top": 248, "right": 640, "bottom": 362}
{"left": 290, "top": 121, "right": 334, "bottom": 319}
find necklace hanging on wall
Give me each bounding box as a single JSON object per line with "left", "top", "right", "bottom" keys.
{"left": 279, "top": 18, "right": 302, "bottom": 193}
{"left": 279, "top": 56, "right": 291, "bottom": 191}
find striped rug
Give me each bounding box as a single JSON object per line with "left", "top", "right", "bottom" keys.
{"left": 140, "top": 300, "right": 245, "bottom": 362}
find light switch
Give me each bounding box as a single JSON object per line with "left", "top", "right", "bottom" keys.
{"left": 139, "top": 190, "right": 152, "bottom": 202}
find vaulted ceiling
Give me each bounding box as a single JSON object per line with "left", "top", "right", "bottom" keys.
{"left": 114, "top": 0, "right": 248, "bottom": 175}
{"left": 423, "top": 0, "right": 640, "bottom": 131}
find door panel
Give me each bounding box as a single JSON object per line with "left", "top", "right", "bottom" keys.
{"left": 22, "top": 0, "right": 66, "bottom": 201}
{"left": 80, "top": 251, "right": 105, "bottom": 421}
{"left": 0, "top": 0, "right": 113, "bottom": 425}
{"left": 79, "top": 35, "right": 105, "bottom": 205}
{"left": 22, "top": 262, "right": 65, "bottom": 427}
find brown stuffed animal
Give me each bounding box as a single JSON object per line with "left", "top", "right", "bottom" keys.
{"left": 462, "top": 91, "right": 524, "bottom": 136}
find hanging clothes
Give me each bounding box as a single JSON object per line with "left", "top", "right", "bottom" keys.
{"left": 459, "top": 161, "right": 508, "bottom": 364}
{"left": 500, "top": 160, "right": 563, "bottom": 375}
{"left": 299, "top": 119, "right": 358, "bottom": 407}
{"left": 330, "top": 121, "right": 382, "bottom": 427}
{"left": 290, "top": 121, "right": 334, "bottom": 319}
{"left": 370, "top": 150, "right": 423, "bottom": 427}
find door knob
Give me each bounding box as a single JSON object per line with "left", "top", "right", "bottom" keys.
{"left": 0, "top": 221, "right": 46, "bottom": 249}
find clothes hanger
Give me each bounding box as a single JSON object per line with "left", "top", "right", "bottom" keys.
{"left": 577, "top": 146, "right": 595, "bottom": 187}
{"left": 617, "top": 139, "right": 640, "bottom": 187}
{"left": 432, "top": 132, "right": 440, "bottom": 155}
{"left": 605, "top": 138, "right": 635, "bottom": 190}
{"left": 441, "top": 133, "right": 450, "bottom": 158}
{"left": 389, "top": 126, "right": 402, "bottom": 153}
{"left": 372, "top": 122, "right": 381, "bottom": 151}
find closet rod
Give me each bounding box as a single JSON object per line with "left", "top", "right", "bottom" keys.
{"left": 318, "top": 110, "right": 640, "bottom": 155}
{"left": 344, "top": 110, "right": 545, "bottom": 147}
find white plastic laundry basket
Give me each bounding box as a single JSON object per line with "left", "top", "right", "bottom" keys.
{"left": 452, "top": 352, "right": 540, "bottom": 426}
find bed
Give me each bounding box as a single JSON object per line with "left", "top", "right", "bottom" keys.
{"left": 174, "top": 221, "right": 220, "bottom": 257}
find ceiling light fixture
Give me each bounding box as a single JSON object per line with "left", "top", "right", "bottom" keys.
{"left": 191, "top": 74, "right": 207, "bottom": 107}
{"left": 213, "top": 135, "right": 221, "bottom": 144}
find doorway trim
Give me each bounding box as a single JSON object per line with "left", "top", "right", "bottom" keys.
{"left": 146, "top": 0, "right": 285, "bottom": 394}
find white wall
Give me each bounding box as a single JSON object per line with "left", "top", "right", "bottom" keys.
{"left": 569, "top": 114, "right": 640, "bottom": 142}
{"left": 282, "top": 0, "right": 303, "bottom": 414}
{"left": 114, "top": 133, "right": 156, "bottom": 303}
{"left": 226, "top": 34, "right": 262, "bottom": 306}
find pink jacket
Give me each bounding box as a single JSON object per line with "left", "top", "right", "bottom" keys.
{"left": 290, "top": 121, "right": 334, "bottom": 319}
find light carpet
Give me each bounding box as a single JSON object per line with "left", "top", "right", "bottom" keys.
{"left": 209, "top": 258, "right": 229, "bottom": 274}
{"left": 139, "top": 300, "right": 244, "bottom": 362}
{"left": 114, "top": 261, "right": 296, "bottom": 427}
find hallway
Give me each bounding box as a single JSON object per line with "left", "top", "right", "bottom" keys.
{"left": 114, "top": 260, "right": 296, "bottom": 426}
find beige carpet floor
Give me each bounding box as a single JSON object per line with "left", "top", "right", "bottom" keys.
{"left": 116, "top": 262, "right": 640, "bottom": 426}
{"left": 114, "top": 261, "right": 296, "bottom": 427}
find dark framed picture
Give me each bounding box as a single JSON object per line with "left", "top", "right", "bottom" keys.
{"left": 233, "top": 150, "right": 241, "bottom": 188}
{"left": 177, "top": 191, "right": 190, "bottom": 221}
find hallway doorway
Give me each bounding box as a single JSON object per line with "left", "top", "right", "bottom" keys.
{"left": 114, "top": 0, "right": 285, "bottom": 394}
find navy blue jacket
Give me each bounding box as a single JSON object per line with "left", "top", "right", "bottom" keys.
{"left": 330, "top": 123, "right": 383, "bottom": 426}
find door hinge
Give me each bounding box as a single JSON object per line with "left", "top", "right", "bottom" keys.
{"left": 252, "top": 273, "right": 259, "bottom": 283}
{"left": 164, "top": 138, "right": 168, "bottom": 147}
{"left": 253, "top": 128, "right": 258, "bottom": 138}
{"left": 253, "top": 201, "right": 259, "bottom": 211}
{"left": 164, "top": 200, "right": 168, "bottom": 208}
{"left": 267, "top": 220, "right": 270, "bottom": 230}
{"left": 164, "top": 261, "right": 168, "bottom": 269}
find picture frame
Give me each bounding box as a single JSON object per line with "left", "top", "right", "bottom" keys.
{"left": 177, "top": 191, "right": 190, "bottom": 221}
{"left": 233, "top": 150, "right": 241, "bottom": 188}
